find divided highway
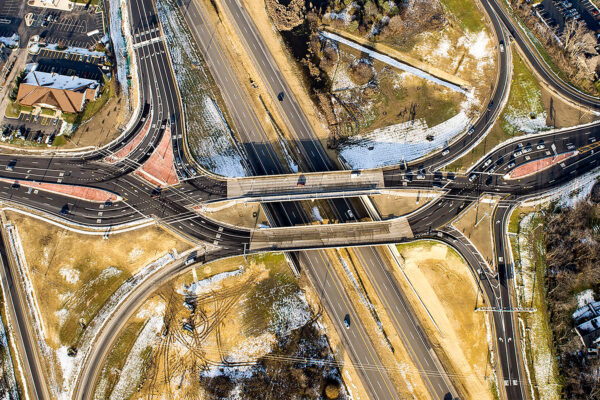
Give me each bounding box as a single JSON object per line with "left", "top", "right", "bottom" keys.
{"left": 0, "top": 0, "right": 599, "bottom": 399}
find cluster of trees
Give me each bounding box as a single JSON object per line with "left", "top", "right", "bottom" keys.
{"left": 510, "top": 0, "right": 600, "bottom": 94}
{"left": 264, "top": 0, "right": 446, "bottom": 145}
{"left": 543, "top": 198, "right": 600, "bottom": 398}
{"left": 201, "top": 324, "right": 344, "bottom": 399}
{"left": 324, "top": 0, "right": 445, "bottom": 43}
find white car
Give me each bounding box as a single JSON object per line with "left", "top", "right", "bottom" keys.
{"left": 442, "top": 149, "right": 450, "bottom": 156}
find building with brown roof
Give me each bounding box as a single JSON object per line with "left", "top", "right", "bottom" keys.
{"left": 16, "top": 70, "right": 100, "bottom": 114}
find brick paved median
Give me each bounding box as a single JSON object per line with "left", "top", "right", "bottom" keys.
{"left": 0, "top": 178, "right": 120, "bottom": 202}
{"left": 506, "top": 152, "right": 575, "bottom": 179}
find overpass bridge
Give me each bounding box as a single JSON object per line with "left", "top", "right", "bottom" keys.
{"left": 248, "top": 216, "right": 413, "bottom": 251}
{"left": 226, "top": 169, "right": 385, "bottom": 201}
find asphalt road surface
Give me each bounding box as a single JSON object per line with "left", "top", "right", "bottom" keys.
{"left": 1, "top": 0, "right": 600, "bottom": 398}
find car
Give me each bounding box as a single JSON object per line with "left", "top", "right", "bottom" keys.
{"left": 441, "top": 148, "right": 450, "bottom": 156}
{"left": 567, "top": 143, "right": 576, "bottom": 150}
{"left": 536, "top": 143, "right": 545, "bottom": 150}
{"left": 469, "top": 174, "right": 478, "bottom": 182}
{"left": 523, "top": 143, "right": 532, "bottom": 153}
{"left": 446, "top": 172, "right": 455, "bottom": 180}
{"left": 5, "top": 160, "right": 16, "bottom": 171}
{"left": 59, "top": 204, "right": 69, "bottom": 215}
{"left": 404, "top": 172, "right": 413, "bottom": 182}
{"left": 151, "top": 187, "right": 162, "bottom": 198}
{"left": 488, "top": 165, "right": 496, "bottom": 173}
{"left": 499, "top": 41, "right": 505, "bottom": 52}
{"left": 483, "top": 159, "right": 492, "bottom": 167}
{"left": 343, "top": 314, "right": 351, "bottom": 329}
{"left": 346, "top": 209, "right": 354, "bottom": 219}
{"left": 507, "top": 161, "right": 516, "bottom": 169}
{"left": 485, "top": 175, "right": 493, "bottom": 185}
{"left": 467, "top": 126, "right": 475, "bottom": 135}
{"left": 277, "top": 91, "right": 285, "bottom": 101}
{"left": 487, "top": 100, "right": 494, "bottom": 111}
{"left": 590, "top": 137, "right": 597, "bottom": 143}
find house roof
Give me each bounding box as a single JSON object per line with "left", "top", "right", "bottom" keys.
{"left": 16, "top": 70, "right": 100, "bottom": 113}
{"left": 23, "top": 70, "right": 99, "bottom": 91}
{"left": 17, "top": 84, "right": 85, "bottom": 113}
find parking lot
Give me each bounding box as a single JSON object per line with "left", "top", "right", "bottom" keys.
{"left": 34, "top": 47, "right": 106, "bottom": 66}
{"left": 34, "top": 57, "right": 104, "bottom": 80}
{"left": 27, "top": 5, "right": 105, "bottom": 48}
{"left": 1, "top": 113, "right": 62, "bottom": 144}
{"left": 0, "top": 0, "right": 24, "bottom": 37}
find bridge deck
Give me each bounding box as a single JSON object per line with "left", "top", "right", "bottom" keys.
{"left": 249, "top": 216, "right": 413, "bottom": 251}
{"left": 227, "top": 169, "right": 384, "bottom": 199}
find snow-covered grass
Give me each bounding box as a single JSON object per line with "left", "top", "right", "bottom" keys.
{"left": 339, "top": 101, "right": 471, "bottom": 168}
{"left": 0, "top": 309, "right": 19, "bottom": 400}
{"left": 108, "top": 0, "right": 127, "bottom": 91}
{"left": 156, "top": 0, "right": 247, "bottom": 177}
{"left": 44, "top": 43, "right": 105, "bottom": 58}
{"left": 513, "top": 212, "right": 561, "bottom": 400}
{"left": 502, "top": 50, "right": 550, "bottom": 136}
{"left": 108, "top": 316, "right": 163, "bottom": 400}
{"left": 177, "top": 266, "right": 244, "bottom": 296}
{"left": 322, "top": 31, "right": 466, "bottom": 93}
{"left": 0, "top": 34, "right": 19, "bottom": 48}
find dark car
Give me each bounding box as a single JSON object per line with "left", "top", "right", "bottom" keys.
{"left": 343, "top": 314, "right": 351, "bottom": 329}
{"left": 487, "top": 100, "right": 494, "bottom": 111}
{"left": 277, "top": 91, "right": 285, "bottom": 101}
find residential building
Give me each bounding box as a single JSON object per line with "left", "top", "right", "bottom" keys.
{"left": 16, "top": 70, "right": 100, "bottom": 114}
{"left": 573, "top": 300, "right": 600, "bottom": 348}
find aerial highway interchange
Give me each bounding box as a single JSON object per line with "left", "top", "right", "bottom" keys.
{"left": 1, "top": 0, "right": 600, "bottom": 399}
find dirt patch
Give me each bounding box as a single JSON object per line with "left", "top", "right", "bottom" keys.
{"left": 95, "top": 253, "right": 348, "bottom": 400}
{"left": 66, "top": 82, "right": 129, "bottom": 149}
{"left": 196, "top": 201, "right": 267, "bottom": 229}
{"left": 3, "top": 211, "right": 191, "bottom": 394}
{"left": 370, "top": 191, "right": 439, "bottom": 219}
{"left": 451, "top": 195, "right": 497, "bottom": 267}
{"left": 393, "top": 241, "right": 493, "bottom": 400}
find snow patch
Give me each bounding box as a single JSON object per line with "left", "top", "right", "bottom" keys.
{"left": 339, "top": 102, "right": 471, "bottom": 168}
{"left": 108, "top": 316, "right": 163, "bottom": 399}
{"left": 468, "top": 31, "right": 491, "bottom": 59}
{"left": 0, "top": 34, "right": 19, "bottom": 48}
{"left": 270, "top": 292, "right": 312, "bottom": 337}
{"left": 177, "top": 267, "right": 244, "bottom": 296}
{"left": 311, "top": 206, "right": 323, "bottom": 222}
{"left": 504, "top": 112, "right": 550, "bottom": 134}
{"left": 59, "top": 268, "right": 80, "bottom": 285}
{"left": 577, "top": 289, "right": 595, "bottom": 308}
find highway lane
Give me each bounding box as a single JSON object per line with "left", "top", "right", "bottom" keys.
{"left": 0, "top": 220, "right": 50, "bottom": 399}
{"left": 1, "top": 0, "right": 600, "bottom": 398}
{"left": 485, "top": 0, "right": 600, "bottom": 110}
{"left": 205, "top": 1, "right": 459, "bottom": 397}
